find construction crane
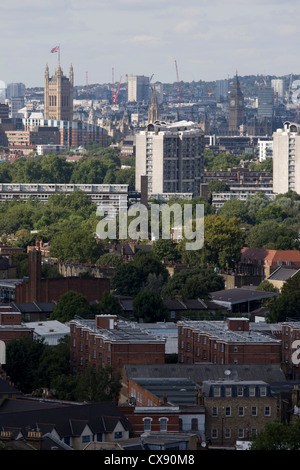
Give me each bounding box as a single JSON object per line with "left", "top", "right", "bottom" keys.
{"left": 175, "top": 60, "right": 182, "bottom": 110}
{"left": 113, "top": 75, "right": 122, "bottom": 105}
{"left": 112, "top": 68, "right": 122, "bottom": 105}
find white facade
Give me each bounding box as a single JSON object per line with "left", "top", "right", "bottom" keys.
{"left": 135, "top": 120, "right": 204, "bottom": 196}
{"left": 271, "top": 79, "right": 285, "bottom": 101}
{"left": 127, "top": 75, "right": 150, "bottom": 102}
{"left": 257, "top": 139, "right": 273, "bottom": 162}
{"left": 273, "top": 121, "right": 300, "bottom": 195}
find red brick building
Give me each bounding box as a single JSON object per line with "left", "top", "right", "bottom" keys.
{"left": 0, "top": 305, "right": 33, "bottom": 364}
{"left": 178, "top": 317, "right": 282, "bottom": 365}
{"left": 69, "top": 315, "right": 166, "bottom": 374}
{"left": 15, "top": 250, "right": 110, "bottom": 303}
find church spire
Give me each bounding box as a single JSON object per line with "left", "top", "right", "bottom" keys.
{"left": 148, "top": 86, "right": 160, "bottom": 123}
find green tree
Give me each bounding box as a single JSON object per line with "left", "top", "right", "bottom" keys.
{"left": 202, "top": 214, "right": 243, "bottom": 269}
{"left": 37, "top": 336, "right": 70, "bottom": 389}
{"left": 152, "top": 239, "right": 181, "bottom": 262}
{"left": 111, "top": 262, "right": 143, "bottom": 296}
{"left": 96, "top": 291, "right": 122, "bottom": 316}
{"left": 51, "top": 291, "right": 93, "bottom": 322}
{"left": 256, "top": 280, "right": 277, "bottom": 292}
{"left": 250, "top": 419, "right": 300, "bottom": 450}
{"left": 97, "top": 252, "right": 124, "bottom": 267}
{"left": 5, "top": 337, "right": 46, "bottom": 393}
{"left": 133, "top": 290, "right": 169, "bottom": 322}
{"left": 161, "top": 267, "right": 224, "bottom": 300}
{"left": 51, "top": 365, "right": 122, "bottom": 402}
{"left": 50, "top": 227, "right": 103, "bottom": 263}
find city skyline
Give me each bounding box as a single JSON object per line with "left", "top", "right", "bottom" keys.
{"left": 1, "top": 0, "right": 299, "bottom": 88}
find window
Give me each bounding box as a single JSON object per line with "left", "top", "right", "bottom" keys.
{"left": 214, "top": 386, "right": 221, "bottom": 397}
{"left": 143, "top": 418, "right": 152, "bottom": 432}
{"left": 114, "top": 432, "right": 122, "bottom": 439}
{"left": 211, "top": 406, "right": 218, "bottom": 417}
{"left": 264, "top": 406, "right": 271, "bottom": 416}
{"left": 82, "top": 435, "right": 90, "bottom": 443}
{"left": 260, "top": 386, "right": 267, "bottom": 397}
{"left": 159, "top": 418, "right": 168, "bottom": 432}
{"left": 251, "top": 406, "right": 257, "bottom": 416}
{"left": 238, "top": 429, "right": 244, "bottom": 439}
{"left": 224, "top": 428, "right": 231, "bottom": 439}
{"left": 238, "top": 407, "right": 244, "bottom": 416}
{"left": 237, "top": 387, "right": 244, "bottom": 397}
{"left": 249, "top": 386, "right": 256, "bottom": 397}
{"left": 225, "top": 387, "right": 232, "bottom": 397}
{"left": 211, "top": 429, "right": 218, "bottom": 439}
{"left": 225, "top": 406, "right": 231, "bottom": 416}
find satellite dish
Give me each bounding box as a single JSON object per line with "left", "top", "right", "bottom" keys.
{"left": 224, "top": 370, "right": 231, "bottom": 376}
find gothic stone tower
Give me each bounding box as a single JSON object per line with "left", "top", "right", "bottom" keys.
{"left": 44, "top": 62, "right": 74, "bottom": 121}
{"left": 228, "top": 73, "right": 244, "bottom": 134}
{"left": 148, "top": 87, "right": 160, "bottom": 123}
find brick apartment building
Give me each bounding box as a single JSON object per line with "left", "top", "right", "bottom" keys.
{"left": 0, "top": 305, "right": 33, "bottom": 364}
{"left": 201, "top": 379, "right": 277, "bottom": 447}
{"left": 69, "top": 315, "right": 166, "bottom": 374}
{"left": 178, "top": 317, "right": 282, "bottom": 365}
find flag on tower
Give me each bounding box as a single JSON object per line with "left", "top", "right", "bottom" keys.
{"left": 51, "top": 46, "right": 60, "bottom": 53}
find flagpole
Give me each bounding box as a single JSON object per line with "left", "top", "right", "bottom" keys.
{"left": 58, "top": 43, "right": 61, "bottom": 64}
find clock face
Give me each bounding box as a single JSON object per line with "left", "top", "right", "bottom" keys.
{"left": 230, "top": 99, "right": 235, "bottom": 106}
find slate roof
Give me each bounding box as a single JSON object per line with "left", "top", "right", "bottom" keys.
{"left": 123, "top": 363, "right": 286, "bottom": 384}
{"left": 210, "top": 288, "right": 278, "bottom": 305}
{"left": 0, "top": 401, "right": 133, "bottom": 440}
{"left": 164, "top": 298, "right": 225, "bottom": 311}
{"left": 267, "top": 266, "right": 300, "bottom": 281}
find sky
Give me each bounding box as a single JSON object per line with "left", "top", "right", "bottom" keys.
{"left": 1, "top": 0, "right": 299, "bottom": 88}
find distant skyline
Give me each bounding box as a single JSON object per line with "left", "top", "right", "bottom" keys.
{"left": 1, "top": 0, "right": 299, "bottom": 88}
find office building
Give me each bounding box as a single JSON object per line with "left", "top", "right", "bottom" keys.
{"left": 0, "top": 81, "right": 6, "bottom": 104}
{"left": 257, "top": 87, "right": 274, "bottom": 120}
{"left": 44, "top": 62, "right": 74, "bottom": 121}
{"left": 6, "top": 83, "right": 26, "bottom": 100}
{"left": 215, "top": 79, "right": 228, "bottom": 102}
{"left": 23, "top": 116, "right": 107, "bottom": 148}
{"left": 273, "top": 121, "right": 300, "bottom": 195}
{"left": 271, "top": 78, "right": 285, "bottom": 103}
{"left": 228, "top": 75, "right": 244, "bottom": 134}
{"left": 135, "top": 120, "right": 204, "bottom": 196}
{"left": 127, "top": 75, "right": 150, "bottom": 103}
{"left": 10, "top": 97, "right": 25, "bottom": 118}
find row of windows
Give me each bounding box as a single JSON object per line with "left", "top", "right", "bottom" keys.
{"left": 210, "top": 428, "right": 257, "bottom": 439}
{"left": 211, "top": 405, "right": 271, "bottom": 417}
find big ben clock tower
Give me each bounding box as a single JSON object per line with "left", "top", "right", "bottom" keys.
{"left": 228, "top": 73, "right": 244, "bottom": 134}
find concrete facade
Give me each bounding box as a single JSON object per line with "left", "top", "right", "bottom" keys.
{"left": 273, "top": 121, "right": 300, "bottom": 195}
{"left": 135, "top": 120, "right": 204, "bottom": 196}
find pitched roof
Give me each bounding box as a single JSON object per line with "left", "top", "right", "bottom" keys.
{"left": 0, "top": 401, "right": 133, "bottom": 439}
{"left": 267, "top": 266, "right": 300, "bottom": 281}
{"left": 241, "top": 247, "right": 300, "bottom": 265}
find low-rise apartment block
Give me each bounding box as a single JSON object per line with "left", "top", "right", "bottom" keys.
{"left": 178, "top": 317, "right": 282, "bottom": 365}
{"left": 202, "top": 379, "right": 277, "bottom": 447}
{"left": 70, "top": 315, "right": 166, "bottom": 374}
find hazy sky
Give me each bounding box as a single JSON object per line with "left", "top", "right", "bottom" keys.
{"left": 1, "top": 0, "right": 299, "bottom": 88}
